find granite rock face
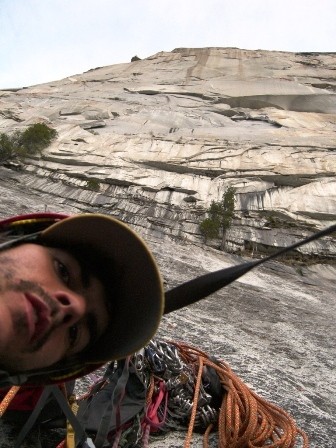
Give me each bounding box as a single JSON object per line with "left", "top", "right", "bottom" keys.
{"left": 0, "top": 47, "right": 335, "bottom": 257}
{"left": 0, "top": 48, "right": 335, "bottom": 447}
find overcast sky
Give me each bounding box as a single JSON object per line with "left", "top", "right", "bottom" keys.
{"left": 0, "top": 0, "right": 335, "bottom": 89}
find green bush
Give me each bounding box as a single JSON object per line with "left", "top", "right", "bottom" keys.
{"left": 17, "top": 123, "right": 57, "bottom": 155}
{"left": 199, "top": 218, "right": 220, "bottom": 242}
{"left": 199, "top": 187, "right": 236, "bottom": 250}
{"left": 86, "top": 179, "right": 100, "bottom": 191}
{"left": 0, "top": 133, "right": 14, "bottom": 162}
{"left": 0, "top": 123, "right": 57, "bottom": 163}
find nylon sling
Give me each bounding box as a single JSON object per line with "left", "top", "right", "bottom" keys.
{"left": 164, "top": 224, "right": 336, "bottom": 314}
{"left": 14, "top": 386, "right": 90, "bottom": 448}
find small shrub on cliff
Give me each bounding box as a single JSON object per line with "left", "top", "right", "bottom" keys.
{"left": 0, "top": 123, "right": 57, "bottom": 163}
{"left": 86, "top": 179, "right": 100, "bottom": 191}
{"left": 199, "top": 217, "right": 220, "bottom": 243}
{"left": 200, "top": 187, "right": 236, "bottom": 250}
{"left": 0, "top": 133, "right": 14, "bottom": 162}
{"left": 17, "top": 123, "right": 57, "bottom": 155}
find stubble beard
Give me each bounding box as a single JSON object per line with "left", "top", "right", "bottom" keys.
{"left": 0, "top": 257, "right": 59, "bottom": 353}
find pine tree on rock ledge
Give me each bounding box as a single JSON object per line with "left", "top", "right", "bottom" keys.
{"left": 200, "top": 186, "right": 236, "bottom": 251}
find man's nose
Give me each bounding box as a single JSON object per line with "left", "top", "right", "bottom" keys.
{"left": 53, "top": 291, "right": 86, "bottom": 326}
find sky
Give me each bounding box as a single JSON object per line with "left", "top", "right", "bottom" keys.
{"left": 0, "top": 0, "right": 335, "bottom": 89}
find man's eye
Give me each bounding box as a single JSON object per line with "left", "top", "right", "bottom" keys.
{"left": 69, "top": 324, "right": 79, "bottom": 348}
{"left": 55, "top": 259, "right": 70, "bottom": 285}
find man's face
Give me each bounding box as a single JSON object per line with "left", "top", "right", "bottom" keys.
{"left": 0, "top": 243, "right": 109, "bottom": 372}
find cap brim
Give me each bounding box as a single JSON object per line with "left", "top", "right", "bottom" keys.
{"left": 40, "top": 214, "right": 164, "bottom": 363}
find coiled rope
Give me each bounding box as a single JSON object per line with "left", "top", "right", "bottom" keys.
{"left": 175, "top": 342, "right": 309, "bottom": 448}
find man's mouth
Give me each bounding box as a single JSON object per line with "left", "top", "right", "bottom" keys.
{"left": 24, "top": 292, "right": 52, "bottom": 344}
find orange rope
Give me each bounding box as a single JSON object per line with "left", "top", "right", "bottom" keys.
{"left": 184, "top": 355, "right": 204, "bottom": 448}
{"left": 0, "top": 386, "right": 20, "bottom": 417}
{"left": 146, "top": 373, "right": 155, "bottom": 408}
{"left": 174, "top": 342, "right": 309, "bottom": 448}
{"left": 203, "top": 422, "right": 214, "bottom": 448}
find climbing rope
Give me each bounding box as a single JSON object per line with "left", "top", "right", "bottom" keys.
{"left": 175, "top": 342, "right": 309, "bottom": 448}
{"left": 0, "top": 386, "right": 20, "bottom": 417}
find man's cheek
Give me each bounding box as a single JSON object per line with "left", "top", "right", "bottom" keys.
{"left": 35, "top": 334, "right": 67, "bottom": 366}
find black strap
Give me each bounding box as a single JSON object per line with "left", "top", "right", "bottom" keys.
{"left": 164, "top": 224, "right": 336, "bottom": 314}
{"left": 0, "top": 231, "right": 40, "bottom": 251}
{"left": 94, "top": 358, "right": 130, "bottom": 448}
{"left": 15, "top": 385, "right": 88, "bottom": 448}
{"left": 50, "top": 386, "right": 88, "bottom": 444}
{"left": 14, "top": 387, "right": 51, "bottom": 448}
